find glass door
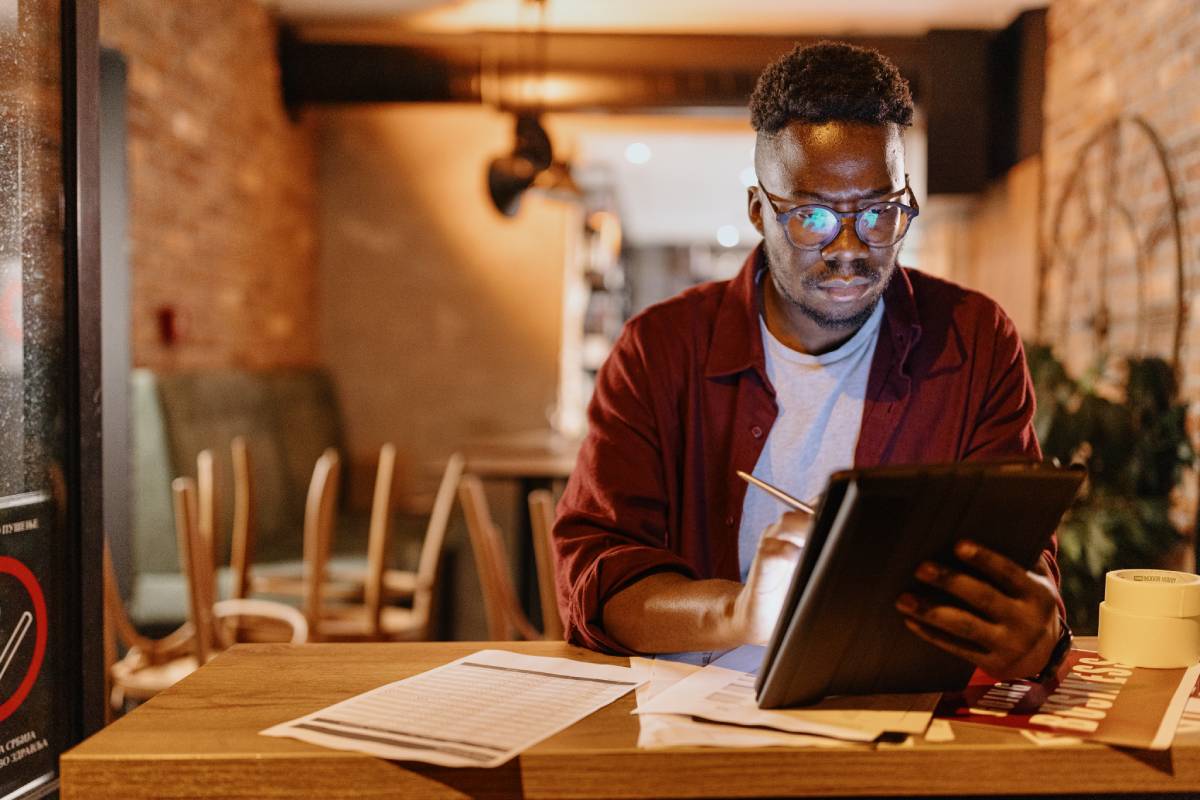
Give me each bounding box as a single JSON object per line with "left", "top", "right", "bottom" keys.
{"left": 0, "top": 0, "right": 102, "bottom": 797}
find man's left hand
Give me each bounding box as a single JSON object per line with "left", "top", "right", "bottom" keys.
{"left": 894, "top": 540, "right": 1062, "bottom": 680}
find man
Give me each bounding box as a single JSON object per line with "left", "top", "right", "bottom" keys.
{"left": 554, "top": 41, "right": 1068, "bottom": 680}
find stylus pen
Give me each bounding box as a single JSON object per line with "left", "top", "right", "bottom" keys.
{"left": 736, "top": 471, "right": 816, "bottom": 514}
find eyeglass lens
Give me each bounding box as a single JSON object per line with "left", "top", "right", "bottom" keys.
{"left": 783, "top": 203, "right": 912, "bottom": 249}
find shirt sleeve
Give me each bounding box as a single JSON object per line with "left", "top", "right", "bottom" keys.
{"left": 552, "top": 321, "right": 699, "bottom": 654}
{"left": 963, "top": 304, "right": 1064, "bottom": 609}
{"left": 963, "top": 305, "right": 1042, "bottom": 463}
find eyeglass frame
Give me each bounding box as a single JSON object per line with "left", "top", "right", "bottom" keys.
{"left": 756, "top": 175, "right": 920, "bottom": 251}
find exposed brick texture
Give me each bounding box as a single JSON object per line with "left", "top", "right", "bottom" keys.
{"left": 1040, "top": 0, "right": 1200, "bottom": 559}
{"left": 99, "top": 0, "right": 318, "bottom": 371}
{"left": 1042, "top": 0, "right": 1199, "bottom": 383}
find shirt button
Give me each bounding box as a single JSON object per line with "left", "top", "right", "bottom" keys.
{"left": 725, "top": 515, "right": 735, "bottom": 527}
{"left": 751, "top": 426, "right": 763, "bottom": 438}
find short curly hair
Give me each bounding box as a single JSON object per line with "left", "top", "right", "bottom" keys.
{"left": 750, "top": 41, "right": 914, "bottom": 134}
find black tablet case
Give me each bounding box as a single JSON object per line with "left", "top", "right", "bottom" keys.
{"left": 755, "top": 462, "right": 1085, "bottom": 709}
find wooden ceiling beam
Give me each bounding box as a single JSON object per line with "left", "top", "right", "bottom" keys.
{"left": 279, "top": 31, "right": 925, "bottom": 110}
{"left": 281, "top": 18, "right": 1046, "bottom": 194}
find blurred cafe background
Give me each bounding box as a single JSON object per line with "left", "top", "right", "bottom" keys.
{"left": 2, "top": 0, "right": 1200, "bottom": 779}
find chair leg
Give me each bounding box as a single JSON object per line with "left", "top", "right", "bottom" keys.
{"left": 109, "top": 685, "right": 125, "bottom": 718}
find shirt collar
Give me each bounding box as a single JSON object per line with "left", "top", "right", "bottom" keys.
{"left": 704, "top": 243, "right": 923, "bottom": 379}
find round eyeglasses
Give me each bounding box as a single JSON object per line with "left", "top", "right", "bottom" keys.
{"left": 757, "top": 177, "right": 920, "bottom": 251}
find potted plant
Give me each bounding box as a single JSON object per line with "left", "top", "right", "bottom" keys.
{"left": 1026, "top": 345, "right": 1195, "bottom": 633}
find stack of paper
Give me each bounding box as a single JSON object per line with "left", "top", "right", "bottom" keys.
{"left": 631, "top": 659, "right": 860, "bottom": 749}
{"left": 632, "top": 646, "right": 941, "bottom": 749}
{"left": 632, "top": 646, "right": 1200, "bottom": 752}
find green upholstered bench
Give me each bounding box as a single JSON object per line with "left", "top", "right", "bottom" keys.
{"left": 127, "top": 367, "right": 422, "bottom": 629}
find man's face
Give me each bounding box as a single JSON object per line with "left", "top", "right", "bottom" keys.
{"left": 748, "top": 121, "right": 906, "bottom": 331}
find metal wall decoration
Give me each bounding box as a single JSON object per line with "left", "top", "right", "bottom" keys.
{"left": 1039, "top": 115, "right": 1187, "bottom": 375}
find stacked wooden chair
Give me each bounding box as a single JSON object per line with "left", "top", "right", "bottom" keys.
{"left": 231, "top": 438, "right": 466, "bottom": 642}
{"left": 527, "top": 489, "right": 565, "bottom": 640}
{"left": 104, "top": 449, "right": 307, "bottom": 716}
{"left": 314, "top": 449, "right": 466, "bottom": 641}
{"left": 103, "top": 543, "right": 197, "bottom": 715}
{"left": 458, "top": 477, "right": 565, "bottom": 640}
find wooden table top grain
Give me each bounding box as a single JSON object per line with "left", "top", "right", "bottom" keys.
{"left": 62, "top": 640, "right": 1200, "bottom": 799}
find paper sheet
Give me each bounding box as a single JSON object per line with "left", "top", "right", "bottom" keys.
{"left": 631, "top": 658, "right": 855, "bottom": 750}
{"left": 261, "top": 649, "right": 640, "bottom": 768}
{"left": 936, "top": 650, "right": 1200, "bottom": 750}
{"left": 1020, "top": 730, "right": 1083, "bottom": 747}
{"left": 923, "top": 719, "right": 956, "bottom": 743}
{"left": 634, "top": 663, "right": 938, "bottom": 741}
{"left": 1176, "top": 671, "right": 1200, "bottom": 737}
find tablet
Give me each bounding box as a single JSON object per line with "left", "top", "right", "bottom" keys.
{"left": 754, "top": 461, "right": 1085, "bottom": 709}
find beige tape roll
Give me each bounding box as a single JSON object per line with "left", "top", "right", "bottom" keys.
{"left": 1097, "top": 601, "right": 1200, "bottom": 668}
{"left": 1105, "top": 569, "right": 1200, "bottom": 618}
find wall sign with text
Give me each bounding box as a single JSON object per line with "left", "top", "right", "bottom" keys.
{"left": 0, "top": 493, "right": 56, "bottom": 799}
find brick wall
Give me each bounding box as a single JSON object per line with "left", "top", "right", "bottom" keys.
{"left": 99, "top": 0, "right": 318, "bottom": 370}
{"left": 1039, "top": 0, "right": 1200, "bottom": 557}
{"left": 1041, "top": 0, "right": 1200, "bottom": 383}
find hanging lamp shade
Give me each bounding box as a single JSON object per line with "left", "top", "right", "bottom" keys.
{"left": 486, "top": 113, "right": 554, "bottom": 216}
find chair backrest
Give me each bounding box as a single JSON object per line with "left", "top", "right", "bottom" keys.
{"left": 102, "top": 542, "right": 120, "bottom": 724}
{"left": 362, "top": 443, "right": 397, "bottom": 634}
{"left": 174, "top": 460, "right": 310, "bottom": 662}
{"left": 458, "top": 474, "right": 540, "bottom": 641}
{"left": 228, "top": 435, "right": 255, "bottom": 601}
{"left": 409, "top": 452, "right": 466, "bottom": 628}
{"left": 139, "top": 368, "right": 344, "bottom": 569}
{"left": 103, "top": 536, "right": 198, "bottom": 660}
{"left": 301, "top": 448, "right": 342, "bottom": 637}
{"left": 103, "top": 539, "right": 154, "bottom": 664}
{"left": 172, "top": 475, "right": 216, "bottom": 663}
{"left": 106, "top": 531, "right": 216, "bottom": 718}
{"left": 196, "top": 449, "right": 220, "bottom": 568}
{"left": 527, "top": 489, "right": 564, "bottom": 640}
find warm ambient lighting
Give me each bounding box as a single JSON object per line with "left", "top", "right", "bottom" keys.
{"left": 717, "top": 225, "right": 740, "bottom": 247}
{"left": 624, "top": 142, "right": 652, "bottom": 164}
{"left": 588, "top": 211, "right": 623, "bottom": 262}
{"left": 498, "top": 72, "right": 591, "bottom": 106}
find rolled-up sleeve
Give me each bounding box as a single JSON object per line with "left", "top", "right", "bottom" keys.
{"left": 964, "top": 306, "right": 1042, "bottom": 464}
{"left": 963, "top": 306, "right": 1064, "bottom": 607}
{"left": 553, "top": 321, "right": 697, "bottom": 654}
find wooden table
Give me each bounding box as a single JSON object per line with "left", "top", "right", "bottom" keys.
{"left": 62, "top": 641, "right": 1200, "bottom": 799}
{"left": 461, "top": 429, "right": 581, "bottom": 482}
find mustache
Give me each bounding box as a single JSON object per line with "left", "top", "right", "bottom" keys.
{"left": 801, "top": 260, "right": 880, "bottom": 289}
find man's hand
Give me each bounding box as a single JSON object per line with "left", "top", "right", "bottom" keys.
{"left": 732, "top": 510, "right": 811, "bottom": 645}
{"left": 894, "top": 540, "right": 1062, "bottom": 680}
{"left": 601, "top": 510, "right": 811, "bottom": 653}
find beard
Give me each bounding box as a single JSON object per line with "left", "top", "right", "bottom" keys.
{"left": 765, "top": 249, "right": 894, "bottom": 331}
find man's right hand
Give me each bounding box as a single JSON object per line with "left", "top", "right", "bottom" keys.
{"left": 731, "top": 510, "right": 811, "bottom": 645}
{"left": 601, "top": 509, "right": 811, "bottom": 653}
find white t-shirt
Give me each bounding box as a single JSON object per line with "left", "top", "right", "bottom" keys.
{"left": 737, "top": 300, "right": 885, "bottom": 580}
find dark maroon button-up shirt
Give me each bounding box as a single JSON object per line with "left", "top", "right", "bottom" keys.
{"left": 554, "top": 245, "right": 1053, "bottom": 654}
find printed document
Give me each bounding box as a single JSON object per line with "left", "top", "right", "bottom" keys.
{"left": 1178, "top": 673, "right": 1200, "bottom": 738}
{"left": 631, "top": 658, "right": 856, "bottom": 749}
{"left": 937, "top": 649, "right": 1200, "bottom": 750}
{"left": 634, "top": 663, "right": 938, "bottom": 741}
{"left": 261, "top": 649, "right": 640, "bottom": 768}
